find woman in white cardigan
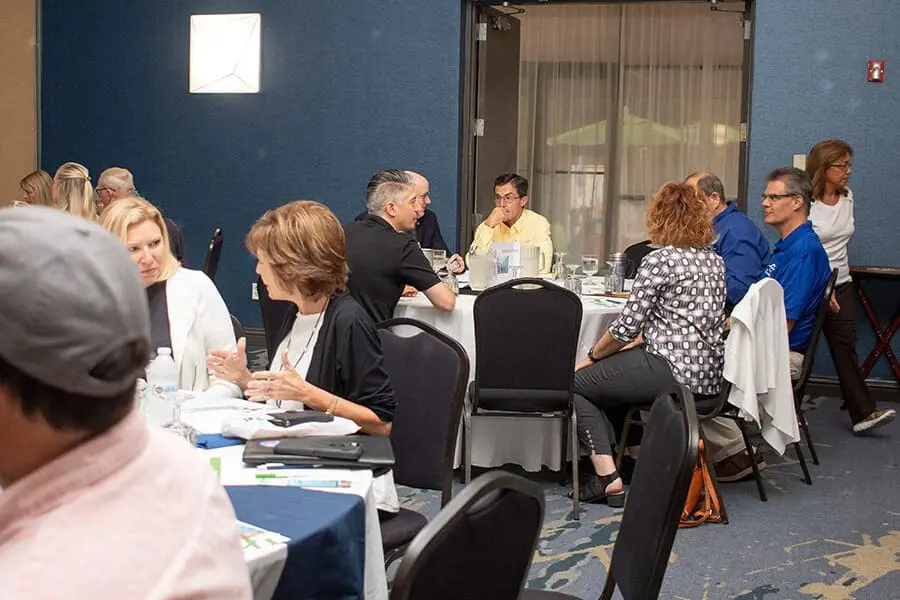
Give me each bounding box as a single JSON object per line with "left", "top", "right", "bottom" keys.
{"left": 101, "top": 196, "right": 240, "bottom": 398}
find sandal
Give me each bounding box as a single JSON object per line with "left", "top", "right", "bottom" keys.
{"left": 569, "top": 471, "right": 626, "bottom": 507}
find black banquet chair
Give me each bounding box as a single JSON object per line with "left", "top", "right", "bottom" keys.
{"left": 792, "top": 268, "right": 838, "bottom": 470}
{"left": 377, "top": 317, "right": 470, "bottom": 569}
{"left": 390, "top": 471, "right": 545, "bottom": 600}
{"left": 202, "top": 227, "right": 223, "bottom": 282}
{"left": 462, "top": 278, "right": 583, "bottom": 519}
{"left": 522, "top": 386, "right": 700, "bottom": 599}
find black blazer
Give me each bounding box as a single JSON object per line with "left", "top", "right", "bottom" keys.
{"left": 275, "top": 291, "right": 396, "bottom": 423}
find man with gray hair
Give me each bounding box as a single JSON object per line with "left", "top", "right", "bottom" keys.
{"left": 761, "top": 166, "right": 832, "bottom": 377}
{"left": 96, "top": 166, "right": 186, "bottom": 263}
{"left": 685, "top": 171, "right": 770, "bottom": 312}
{"left": 344, "top": 169, "right": 456, "bottom": 322}
{"left": 0, "top": 208, "right": 251, "bottom": 598}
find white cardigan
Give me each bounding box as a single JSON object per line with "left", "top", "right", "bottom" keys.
{"left": 724, "top": 278, "right": 799, "bottom": 454}
{"left": 164, "top": 268, "right": 241, "bottom": 399}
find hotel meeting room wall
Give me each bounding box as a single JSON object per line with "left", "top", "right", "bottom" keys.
{"left": 35, "top": 0, "right": 900, "bottom": 382}
{"left": 39, "top": 0, "right": 463, "bottom": 327}
{"left": 748, "top": 0, "right": 900, "bottom": 381}
{"left": 1, "top": 0, "right": 37, "bottom": 204}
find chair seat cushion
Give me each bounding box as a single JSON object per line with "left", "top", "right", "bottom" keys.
{"left": 380, "top": 507, "right": 428, "bottom": 550}
{"left": 473, "top": 383, "right": 570, "bottom": 413}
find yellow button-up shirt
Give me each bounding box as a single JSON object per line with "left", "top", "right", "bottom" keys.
{"left": 467, "top": 208, "right": 553, "bottom": 274}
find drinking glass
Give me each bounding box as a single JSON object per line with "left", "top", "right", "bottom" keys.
{"left": 162, "top": 391, "right": 198, "bottom": 445}
{"left": 430, "top": 249, "right": 447, "bottom": 273}
{"left": 552, "top": 251, "right": 567, "bottom": 280}
{"left": 581, "top": 255, "right": 599, "bottom": 278}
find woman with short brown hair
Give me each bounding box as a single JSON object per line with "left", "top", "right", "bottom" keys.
{"left": 807, "top": 139, "right": 895, "bottom": 434}
{"left": 571, "top": 182, "right": 726, "bottom": 504}
{"left": 208, "top": 200, "right": 396, "bottom": 437}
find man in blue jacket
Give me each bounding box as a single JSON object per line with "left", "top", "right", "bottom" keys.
{"left": 687, "top": 171, "right": 771, "bottom": 483}
{"left": 686, "top": 171, "right": 770, "bottom": 312}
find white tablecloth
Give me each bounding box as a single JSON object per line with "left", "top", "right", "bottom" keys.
{"left": 393, "top": 293, "right": 623, "bottom": 471}
{"left": 183, "top": 405, "right": 388, "bottom": 600}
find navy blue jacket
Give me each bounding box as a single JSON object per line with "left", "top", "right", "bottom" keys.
{"left": 713, "top": 203, "right": 770, "bottom": 309}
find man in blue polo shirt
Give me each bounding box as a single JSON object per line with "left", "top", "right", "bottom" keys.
{"left": 686, "top": 171, "right": 770, "bottom": 312}
{"left": 761, "top": 167, "right": 832, "bottom": 379}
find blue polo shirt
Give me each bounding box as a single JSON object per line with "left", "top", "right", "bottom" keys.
{"left": 762, "top": 221, "right": 831, "bottom": 351}
{"left": 713, "top": 203, "right": 771, "bottom": 309}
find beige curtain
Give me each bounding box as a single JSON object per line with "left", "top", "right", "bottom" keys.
{"left": 517, "top": 2, "right": 745, "bottom": 260}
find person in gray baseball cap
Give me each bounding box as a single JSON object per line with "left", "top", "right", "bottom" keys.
{"left": 0, "top": 207, "right": 251, "bottom": 598}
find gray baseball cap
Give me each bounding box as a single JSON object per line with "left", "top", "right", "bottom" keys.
{"left": 0, "top": 206, "right": 151, "bottom": 396}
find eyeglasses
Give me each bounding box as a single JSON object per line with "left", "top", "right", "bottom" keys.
{"left": 761, "top": 193, "right": 799, "bottom": 202}
{"left": 96, "top": 186, "right": 113, "bottom": 194}
{"left": 829, "top": 162, "right": 852, "bottom": 171}
{"left": 494, "top": 193, "right": 521, "bottom": 205}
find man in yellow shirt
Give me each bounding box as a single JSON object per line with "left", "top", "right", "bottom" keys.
{"left": 468, "top": 173, "right": 553, "bottom": 273}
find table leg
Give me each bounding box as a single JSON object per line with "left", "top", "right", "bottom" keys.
{"left": 855, "top": 284, "right": 900, "bottom": 383}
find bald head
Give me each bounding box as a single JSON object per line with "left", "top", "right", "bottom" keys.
{"left": 685, "top": 171, "right": 726, "bottom": 215}
{"left": 404, "top": 170, "right": 430, "bottom": 217}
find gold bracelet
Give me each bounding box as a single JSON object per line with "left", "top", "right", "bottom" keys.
{"left": 325, "top": 396, "right": 340, "bottom": 415}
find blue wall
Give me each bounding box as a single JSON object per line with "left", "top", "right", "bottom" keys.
{"left": 40, "top": 0, "right": 463, "bottom": 327}
{"left": 748, "top": 0, "right": 900, "bottom": 381}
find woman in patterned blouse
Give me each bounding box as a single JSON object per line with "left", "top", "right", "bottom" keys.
{"left": 572, "top": 182, "right": 726, "bottom": 505}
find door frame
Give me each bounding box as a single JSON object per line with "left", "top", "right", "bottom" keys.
{"left": 458, "top": 0, "right": 756, "bottom": 253}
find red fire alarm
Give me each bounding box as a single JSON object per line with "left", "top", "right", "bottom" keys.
{"left": 868, "top": 59, "right": 885, "bottom": 83}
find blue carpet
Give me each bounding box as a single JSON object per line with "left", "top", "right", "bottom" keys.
{"left": 247, "top": 345, "right": 898, "bottom": 598}
{"left": 399, "top": 396, "right": 900, "bottom": 600}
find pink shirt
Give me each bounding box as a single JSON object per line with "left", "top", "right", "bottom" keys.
{"left": 0, "top": 410, "right": 252, "bottom": 599}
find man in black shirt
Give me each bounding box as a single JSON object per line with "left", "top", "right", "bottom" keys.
{"left": 345, "top": 170, "right": 456, "bottom": 323}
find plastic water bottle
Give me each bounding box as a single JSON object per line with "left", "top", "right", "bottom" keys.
{"left": 147, "top": 347, "right": 179, "bottom": 395}
{"left": 145, "top": 348, "right": 179, "bottom": 427}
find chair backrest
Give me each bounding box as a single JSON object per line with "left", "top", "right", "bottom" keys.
{"left": 472, "top": 278, "right": 582, "bottom": 411}
{"left": 377, "top": 317, "right": 469, "bottom": 506}
{"left": 257, "top": 276, "right": 298, "bottom": 363}
{"left": 230, "top": 314, "right": 246, "bottom": 342}
{"left": 601, "top": 385, "right": 700, "bottom": 600}
{"left": 203, "top": 228, "right": 224, "bottom": 282}
{"left": 623, "top": 239, "right": 654, "bottom": 278}
{"left": 390, "top": 471, "right": 544, "bottom": 600}
{"left": 794, "top": 268, "right": 838, "bottom": 400}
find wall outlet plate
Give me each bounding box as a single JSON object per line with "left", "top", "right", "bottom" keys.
{"left": 251, "top": 282, "right": 258, "bottom": 300}
{"left": 793, "top": 154, "right": 807, "bottom": 170}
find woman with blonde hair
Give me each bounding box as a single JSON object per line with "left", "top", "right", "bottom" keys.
{"left": 571, "top": 182, "right": 726, "bottom": 504}
{"left": 53, "top": 162, "right": 97, "bottom": 220}
{"left": 18, "top": 170, "right": 54, "bottom": 207}
{"left": 807, "top": 139, "right": 895, "bottom": 434}
{"left": 101, "top": 196, "right": 240, "bottom": 398}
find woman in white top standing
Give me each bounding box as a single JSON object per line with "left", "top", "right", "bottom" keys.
{"left": 807, "top": 139, "right": 895, "bottom": 434}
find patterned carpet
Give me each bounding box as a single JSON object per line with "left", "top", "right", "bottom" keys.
{"left": 247, "top": 346, "right": 898, "bottom": 598}
{"left": 399, "top": 397, "right": 900, "bottom": 600}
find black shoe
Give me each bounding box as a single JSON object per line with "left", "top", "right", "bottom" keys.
{"left": 571, "top": 472, "right": 626, "bottom": 507}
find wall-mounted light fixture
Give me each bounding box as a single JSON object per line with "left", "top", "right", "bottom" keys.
{"left": 189, "top": 13, "right": 260, "bottom": 94}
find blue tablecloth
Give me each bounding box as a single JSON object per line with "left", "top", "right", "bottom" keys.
{"left": 226, "top": 485, "right": 367, "bottom": 600}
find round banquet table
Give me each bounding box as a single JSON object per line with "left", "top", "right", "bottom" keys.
{"left": 393, "top": 292, "right": 624, "bottom": 471}
{"left": 227, "top": 485, "right": 366, "bottom": 600}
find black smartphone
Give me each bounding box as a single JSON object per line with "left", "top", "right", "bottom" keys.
{"left": 275, "top": 438, "right": 363, "bottom": 461}
{"left": 267, "top": 410, "right": 334, "bottom": 427}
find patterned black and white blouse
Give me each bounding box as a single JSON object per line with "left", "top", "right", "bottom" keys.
{"left": 608, "top": 246, "right": 726, "bottom": 396}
